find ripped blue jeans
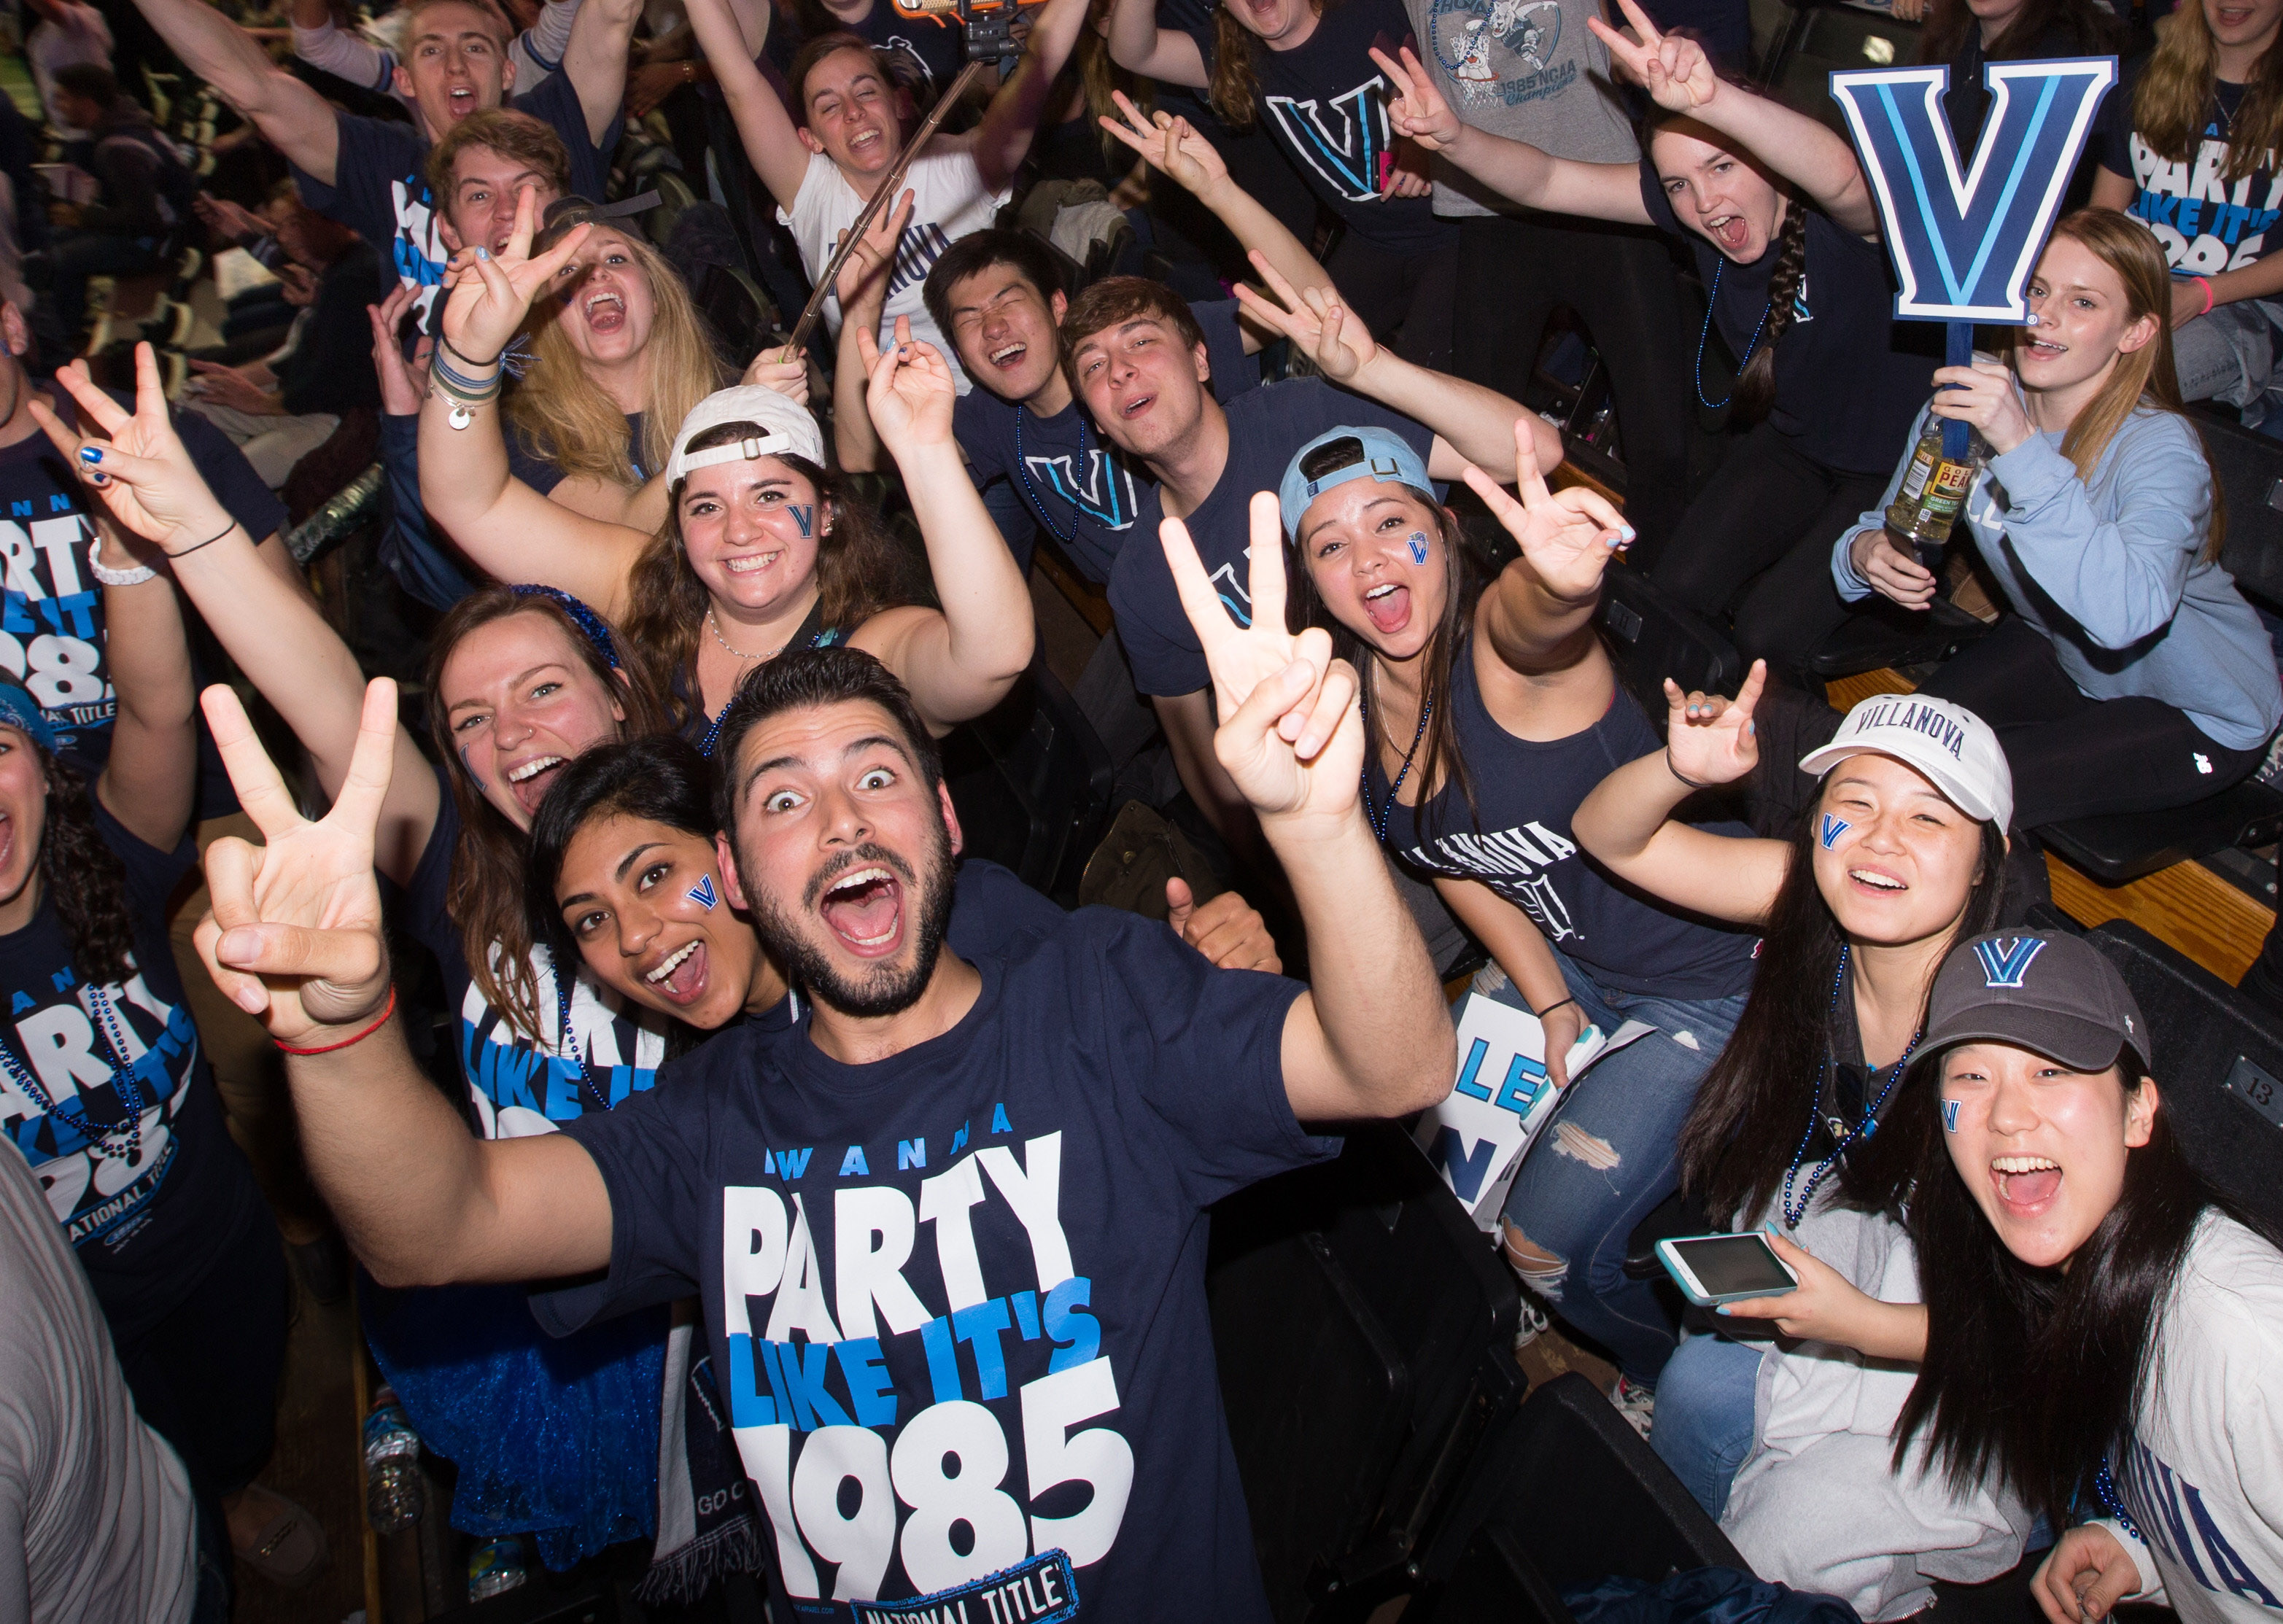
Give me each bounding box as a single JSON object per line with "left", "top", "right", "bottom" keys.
{"left": 1489, "top": 952, "right": 1748, "bottom": 1387}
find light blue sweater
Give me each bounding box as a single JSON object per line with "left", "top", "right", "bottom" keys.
{"left": 1832, "top": 402, "right": 2283, "bottom": 752}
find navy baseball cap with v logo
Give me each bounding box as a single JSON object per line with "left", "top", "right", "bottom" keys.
{"left": 1919, "top": 931, "right": 2148, "bottom": 1075}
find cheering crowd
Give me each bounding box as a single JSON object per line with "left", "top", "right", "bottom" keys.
{"left": 1, "top": 0, "right": 2281, "bottom": 1613}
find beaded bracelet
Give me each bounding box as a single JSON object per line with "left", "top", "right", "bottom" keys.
{"left": 87, "top": 532, "right": 158, "bottom": 585}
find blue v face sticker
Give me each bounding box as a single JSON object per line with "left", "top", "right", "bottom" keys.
{"left": 1407, "top": 532, "right": 1430, "bottom": 564}
{"left": 686, "top": 874, "right": 718, "bottom": 910}
{"left": 1818, "top": 814, "right": 1850, "bottom": 850}
{"left": 790, "top": 504, "right": 815, "bottom": 539}
{"left": 1941, "top": 1098, "right": 1960, "bottom": 1133}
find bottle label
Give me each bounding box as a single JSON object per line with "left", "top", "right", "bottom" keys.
{"left": 1899, "top": 449, "right": 1935, "bottom": 503}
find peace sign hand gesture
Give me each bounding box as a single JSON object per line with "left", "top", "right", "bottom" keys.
{"left": 1463, "top": 416, "right": 1633, "bottom": 604}
{"left": 1589, "top": 0, "right": 1721, "bottom": 114}
{"left": 1160, "top": 492, "right": 1365, "bottom": 829}
{"left": 858, "top": 316, "right": 956, "bottom": 454}
{"left": 194, "top": 680, "right": 398, "bottom": 1044}
{"left": 1370, "top": 45, "right": 1462, "bottom": 152}
{"left": 1662, "top": 658, "right": 1766, "bottom": 789}
{"left": 1098, "top": 90, "right": 1227, "bottom": 198}
{"left": 438, "top": 184, "right": 592, "bottom": 367}
{"left": 34, "top": 344, "right": 233, "bottom": 553}
{"left": 1231, "top": 251, "right": 1378, "bottom": 384}
{"left": 833, "top": 186, "right": 915, "bottom": 315}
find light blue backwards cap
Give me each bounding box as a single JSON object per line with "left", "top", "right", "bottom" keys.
{"left": 1279, "top": 426, "right": 1433, "bottom": 538}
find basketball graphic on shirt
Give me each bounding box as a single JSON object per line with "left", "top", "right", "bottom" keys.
{"left": 1427, "top": 0, "right": 1572, "bottom": 108}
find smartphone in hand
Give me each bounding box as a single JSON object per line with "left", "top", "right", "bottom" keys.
{"left": 1655, "top": 1232, "right": 1800, "bottom": 1308}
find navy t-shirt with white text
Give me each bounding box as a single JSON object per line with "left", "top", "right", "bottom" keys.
{"left": 542, "top": 906, "right": 1324, "bottom": 1618}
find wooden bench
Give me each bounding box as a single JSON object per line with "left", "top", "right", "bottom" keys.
{"left": 1826, "top": 671, "right": 2275, "bottom": 983}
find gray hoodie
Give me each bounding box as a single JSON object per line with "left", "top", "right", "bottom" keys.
{"left": 1833, "top": 399, "right": 2283, "bottom": 753}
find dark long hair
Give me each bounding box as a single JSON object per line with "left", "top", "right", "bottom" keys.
{"left": 1678, "top": 793, "right": 2011, "bottom": 1225}
{"left": 524, "top": 734, "right": 718, "bottom": 959}
{"left": 1290, "top": 489, "right": 1482, "bottom": 839}
{"left": 626, "top": 440, "right": 913, "bottom": 735}
{"left": 1646, "top": 113, "right": 1810, "bottom": 429}
{"left": 1207, "top": 0, "right": 1329, "bottom": 127}
{"left": 422, "top": 586, "right": 673, "bottom": 1040}
{"left": 1898, "top": 1057, "right": 2276, "bottom": 1523}
{"left": 1915, "top": 0, "right": 2120, "bottom": 73}
{"left": 34, "top": 749, "right": 135, "bottom": 989}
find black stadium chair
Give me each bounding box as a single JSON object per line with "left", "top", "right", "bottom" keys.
{"left": 1206, "top": 1124, "right": 1525, "bottom": 1621}
{"left": 2086, "top": 920, "right": 2283, "bottom": 1235}
{"left": 939, "top": 664, "right": 1115, "bottom": 906}
{"left": 1756, "top": 0, "right": 1923, "bottom": 132}
{"left": 2035, "top": 413, "right": 2283, "bottom": 883}
{"left": 1595, "top": 562, "right": 1745, "bottom": 727}
{"left": 1408, "top": 1373, "right": 1745, "bottom": 1623}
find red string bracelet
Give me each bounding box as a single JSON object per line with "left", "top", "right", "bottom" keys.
{"left": 275, "top": 987, "right": 396, "bottom": 1056}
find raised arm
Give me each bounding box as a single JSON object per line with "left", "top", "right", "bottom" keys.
{"left": 1233, "top": 252, "right": 1562, "bottom": 474}
{"left": 559, "top": 0, "right": 642, "bottom": 147}
{"left": 968, "top": 0, "right": 1093, "bottom": 193}
{"left": 1098, "top": 92, "right": 1333, "bottom": 333}
{"left": 1591, "top": 0, "right": 1875, "bottom": 236}
{"left": 1104, "top": 0, "right": 1208, "bottom": 88}
{"left": 826, "top": 188, "right": 915, "bottom": 475}
{"left": 88, "top": 523, "right": 195, "bottom": 856}
{"left": 419, "top": 199, "right": 648, "bottom": 618}
{"left": 1374, "top": 45, "right": 1645, "bottom": 224}
{"left": 524, "top": 0, "right": 583, "bottom": 71}
{"left": 195, "top": 682, "right": 611, "bottom": 1287}
{"left": 686, "top": 0, "right": 810, "bottom": 209}
{"left": 1569, "top": 660, "right": 1790, "bottom": 924}
{"left": 846, "top": 323, "right": 1035, "bottom": 729}
{"left": 1160, "top": 495, "right": 1453, "bottom": 1119}
{"left": 1467, "top": 419, "right": 1632, "bottom": 673}
{"left": 127, "top": 0, "right": 342, "bottom": 181}
{"left": 38, "top": 347, "right": 441, "bottom": 885}
{"left": 290, "top": 0, "right": 395, "bottom": 94}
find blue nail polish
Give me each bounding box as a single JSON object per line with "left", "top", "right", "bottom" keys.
{"left": 78, "top": 446, "right": 100, "bottom": 463}
{"left": 475, "top": 246, "right": 490, "bottom": 261}
{"left": 88, "top": 471, "right": 107, "bottom": 486}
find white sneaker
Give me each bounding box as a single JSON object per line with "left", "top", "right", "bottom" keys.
{"left": 1610, "top": 1375, "right": 1656, "bottom": 1440}
{"left": 1512, "top": 1293, "right": 1551, "bottom": 1353}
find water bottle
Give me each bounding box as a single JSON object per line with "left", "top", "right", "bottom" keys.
{"left": 362, "top": 1388, "right": 425, "bottom": 1535}
{"left": 468, "top": 1537, "right": 527, "bottom": 1600}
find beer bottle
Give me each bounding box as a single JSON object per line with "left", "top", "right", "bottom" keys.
{"left": 1883, "top": 417, "right": 1985, "bottom": 568}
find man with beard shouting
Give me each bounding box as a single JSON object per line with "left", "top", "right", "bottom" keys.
{"left": 187, "top": 494, "right": 1456, "bottom": 1620}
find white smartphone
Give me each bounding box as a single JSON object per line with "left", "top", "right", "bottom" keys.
{"left": 1654, "top": 1232, "right": 1800, "bottom": 1308}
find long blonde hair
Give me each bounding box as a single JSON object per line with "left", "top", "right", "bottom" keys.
{"left": 506, "top": 228, "right": 724, "bottom": 487}
{"left": 2012, "top": 208, "right": 2224, "bottom": 559}
{"left": 2131, "top": 0, "right": 2283, "bottom": 184}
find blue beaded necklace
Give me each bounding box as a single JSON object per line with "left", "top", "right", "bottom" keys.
{"left": 1694, "top": 258, "right": 1775, "bottom": 412}
{"left": 1360, "top": 671, "right": 1433, "bottom": 844}
{"left": 1780, "top": 943, "right": 1921, "bottom": 1229}
{"left": 2093, "top": 1458, "right": 2142, "bottom": 1544}
{"left": 1014, "top": 405, "right": 1099, "bottom": 547}
{"left": 1, "top": 985, "right": 148, "bottom": 1159}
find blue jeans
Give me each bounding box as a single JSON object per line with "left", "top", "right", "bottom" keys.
{"left": 1492, "top": 952, "right": 1748, "bottom": 1386}
{"left": 1650, "top": 1330, "right": 1763, "bottom": 1518}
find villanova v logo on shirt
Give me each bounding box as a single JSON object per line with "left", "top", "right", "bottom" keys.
{"left": 1829, "top": 58, "right": 2115, "bottom": 320}
{"left": 1024, "top": 449, "right": 1138, "bottom": 531}
{"left": 1972, "top": 936, "right": 2047, "bottom": 988}
{"left": 1265, "top": 79, "right": 1390, "bottom": 204}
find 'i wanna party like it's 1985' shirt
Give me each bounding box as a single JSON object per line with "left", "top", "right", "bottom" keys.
{"left": 539, "top": 908, "right": 1325, "bottom": 1620}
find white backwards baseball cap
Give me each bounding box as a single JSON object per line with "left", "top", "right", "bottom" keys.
{"left": 664, "top": 385, "right": 826, "bottom": 485}
{"left": 1798, "top": 692, "right": 2014, "bottom": 829}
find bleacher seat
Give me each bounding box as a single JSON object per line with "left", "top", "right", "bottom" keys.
{"left": 1408, "top": 1372, "right": 1745, "bottom": 1621}
{"left": 1756, "top": 0, "right": 1923, "bottom": 130}
{"left": 694, "top": 260, "right": 777, "bottom": 372}
{"left": 2036, "top": 412, "right": 2283, "bottom": 883}
{"left": 1594, "top": 562, "right": 1744, "bottom": 727}
{"left": 2087, "top": 920, "right": 2283, "bottom": 1235}
{"left": 1206, "top": 1122, "right": 1524, "bottom": 1620}
{"left": 939, "top": 664, "right": 1114, "bottom": 906}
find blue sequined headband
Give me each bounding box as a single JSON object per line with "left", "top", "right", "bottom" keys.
{"left": 0, "top": 676, "right": 54, "bottom": 753}
{"left": 510, "top": 584, "right": 621, "bottom": 672}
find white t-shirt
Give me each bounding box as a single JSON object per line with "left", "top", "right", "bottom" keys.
{"left": 2098, "top": 1211, "right": 2283, "bottom": 1624}
{"left": 778, "top": 148, "right": 1005, "bottom": 395}
{"left": 0, "top": 1138, "right": 196, "bottom": 1624}
{"left": 26, "top": 3, "right": 112, "bottom": 140}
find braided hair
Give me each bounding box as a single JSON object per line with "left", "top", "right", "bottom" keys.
{"left": 1728, "top": 194, "right": 1810, "bottom": 428}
